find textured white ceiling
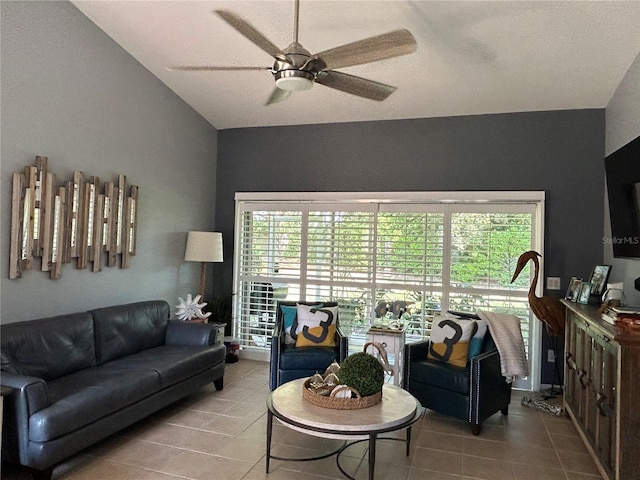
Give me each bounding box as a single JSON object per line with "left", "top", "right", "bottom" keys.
{"left": 72, "top": 1, "right": 640, "bottom": 130}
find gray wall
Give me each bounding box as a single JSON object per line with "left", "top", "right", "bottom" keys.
{"left": 3, "top": 0, "right": 624, "bottom": 325}
{"left": 1, "top": 1, "right": 218, "bottom": 322}
{"left": 216, "top": 109, "right": 605, "bottom": 295}
{"left": 604, "top": 52, "right": 640, "bottom": 306}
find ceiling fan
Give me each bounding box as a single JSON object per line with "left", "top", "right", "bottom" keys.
{"left": 170, "top": 0, "right": 417, "bottom": 105}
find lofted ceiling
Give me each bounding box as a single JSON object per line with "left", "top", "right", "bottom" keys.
{"left": 72, "top": 1, "right": 640, "bottom": 131}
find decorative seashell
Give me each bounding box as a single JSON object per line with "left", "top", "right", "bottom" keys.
{"left": 310, "top": 372, "right": 325, "bottom": 386}
{"left": 314, "top": 385, "right": 333, "bottom": 396}
{"left": 324, "top": 361, "right": 341, "bottom": 377}
{"left": 323, "top": 372, "right": 339, "bottom": 386}
{"left": 331, "top": 385, "right": 353, "bottom": 399}
{"left": 175, "top": 294, "right": 212, "bottom": 321}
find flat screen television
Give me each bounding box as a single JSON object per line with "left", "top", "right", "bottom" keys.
{"left": 604, "top": 135, "right": 640, "bottom": 259}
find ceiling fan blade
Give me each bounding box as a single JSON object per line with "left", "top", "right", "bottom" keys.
{"left": 315, "top": 70, "right": 397, "bottom": 101}
{"left": 312, "top": 29, "right": 417, "bottom": 70}
{"left": 168, "top": 66, "right": 270, "bottom": 71}
{"left": 265, "top": 87, "right": 291, "bottom": 106}
{"left": 215, "top": 9, "right": 283, "bottom": 59}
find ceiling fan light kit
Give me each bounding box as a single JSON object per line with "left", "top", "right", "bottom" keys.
{"left": 170, "top": 0, "right": 417, "bottom": 104}
{"left": 273, "top": 43, "right": 315, "bottom": 91}
{"left": 275, "top": 71, "right": 314, "bottom": 92}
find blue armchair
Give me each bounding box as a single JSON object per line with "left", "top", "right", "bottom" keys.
{"left": 402, "top": 318, "right": 511, "bottom": 435}
{"left": 269, "top": 301, "right": 348, "bottom": 391}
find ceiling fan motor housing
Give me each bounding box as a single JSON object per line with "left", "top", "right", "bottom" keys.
{"left": 273, "top": 42, "right": 316, "bottom": 91}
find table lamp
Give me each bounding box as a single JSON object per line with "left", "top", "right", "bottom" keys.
{"left": 184, "top": 231, "right": 223, "bottom": 299}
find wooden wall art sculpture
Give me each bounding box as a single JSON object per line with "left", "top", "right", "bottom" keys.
{"left": 9, "top": 155, "right": 139, "bottom": 279}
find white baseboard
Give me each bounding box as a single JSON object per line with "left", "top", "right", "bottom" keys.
{"left": 238, "top": 348, "right": 269, "bottom": 362}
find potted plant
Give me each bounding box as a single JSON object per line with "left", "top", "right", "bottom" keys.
{"left": 338, "top": 352, "right": 385, "bottom": 397}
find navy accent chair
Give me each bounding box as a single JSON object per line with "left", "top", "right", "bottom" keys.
{"left": 269, "top": 301, "right": 348, "bottom": 391}
{"left": 402, "top": 322, "right": 511, "bottom": 435}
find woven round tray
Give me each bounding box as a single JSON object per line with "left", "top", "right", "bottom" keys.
{"left": 302, "top": 379, "right": 382, "bottom": 410}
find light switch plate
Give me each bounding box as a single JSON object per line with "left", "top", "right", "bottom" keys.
{"left": 547, "top": 277, "right": 561, "bottom": 290}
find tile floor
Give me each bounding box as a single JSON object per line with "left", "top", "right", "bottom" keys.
{"left": 2, "top": 360, "right": 603, "bottom": 480}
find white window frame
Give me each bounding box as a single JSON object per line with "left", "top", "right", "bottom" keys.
{"left": 233, "top": 191, "right": 545, "bottom": 390}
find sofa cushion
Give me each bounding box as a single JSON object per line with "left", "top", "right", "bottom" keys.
{"left": 428, "top": 317, "right": 478, "bottom": 367}
{"left": 106, "top": 344, "right": 226, "bottom": 388}
{"left": 468, "top": 317, "right": 488, "bottom": 358}
{"left": 278, "top": 344, "right": 339, "bottom": 371}
{"left": 1, "top": 313, "right": 96, "bottom": 381}
{"left": 292, "top": 305, "right": 338, "bottom": 342}
{"left": 295, "top": 324, "right": 337, "bottom": 347}
{"left": 280, "top": 303, "right": 323, "bottom": 344}
{"left": 280, "top": 305, "right": 298, "bottom": 330}
{"left": 29, "top": 365, "right": 160, "bottom": 442}
{"left": 91, "top": 301, "right": 170, "bottom": 364}
{"left": 409, "top": 359, "right": 470, "bottom": 395}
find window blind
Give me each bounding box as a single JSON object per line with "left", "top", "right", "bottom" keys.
{"left": 233, "top": 192, "right": 544, "bottom": 390}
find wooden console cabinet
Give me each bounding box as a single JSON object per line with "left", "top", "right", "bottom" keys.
{"left": 562, "top": 300, "right": 640, "bottom": 480}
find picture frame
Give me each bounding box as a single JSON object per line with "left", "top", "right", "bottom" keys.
{"left": 577, "top": 282, "right": 592, "bottom": 304}
{"left": 588, "top": 265, "right": 612, "bottom": 297}
{"left": 565, "top": 277, "right": 583, "bottom": 302}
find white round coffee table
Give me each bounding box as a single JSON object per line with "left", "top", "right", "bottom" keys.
{"left": 266, "top": 378, "right": 423, "bottom": 480}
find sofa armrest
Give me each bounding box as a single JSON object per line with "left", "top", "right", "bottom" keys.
{"left": 469, "top": 348, "right": 511, "bottom": 424}
{"left": 1, "top": 372, "right": 49, "bottom": 463}
{"left": 1, "top": 372, "right": 49, "bottom": 414}
{"left": 470, "top": 348, "right": 504, "bottom": 385}
{"left": 165, "top": 320, "right": 222, "bottom": 346}
{"left": 269, "top": 323, "right": 287, "bottom": 391}
{"left": 336, "top": 325, "right": 349, "bottom": 362}
{"left": 271, "top": 320, "right": 289, "bottom": 349}
{"left": 404, "top": 340, "right": 430, "bottom": 362}
{"left": 402, "top": 340, "right": 430, "bottom": 388}
{"left": 272, "top": 320, "right": 284, "bottom": 339}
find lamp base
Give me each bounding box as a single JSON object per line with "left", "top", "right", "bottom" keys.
{"left": 198, "top": 262, "right": 207, "bottom": 300}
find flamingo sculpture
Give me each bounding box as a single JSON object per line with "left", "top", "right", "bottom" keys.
{"left": 511, "top": 251, "right": 565, "bottom": 336}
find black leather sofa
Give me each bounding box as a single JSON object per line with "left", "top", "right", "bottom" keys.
{"left": 1, "top": 300, "right": 226, "bottom": 480}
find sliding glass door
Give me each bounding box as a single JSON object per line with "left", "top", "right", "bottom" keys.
{"left": 233, "top": 192, "right": 544, "bottom": 389}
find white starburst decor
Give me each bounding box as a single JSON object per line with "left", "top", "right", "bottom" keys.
{"left": 175, "top": 294, "right": 212, "bottom": 321}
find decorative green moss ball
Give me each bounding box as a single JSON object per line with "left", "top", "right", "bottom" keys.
{"left": 338, "top": 352, "right": 385, "bottom": 397}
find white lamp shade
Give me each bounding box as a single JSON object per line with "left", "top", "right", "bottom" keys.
{"left": 184, "top": 231, "right": 223, "bottom": 263}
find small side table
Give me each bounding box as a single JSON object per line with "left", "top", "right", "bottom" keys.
{"left": 176, "top": 319, "right": 226, "bottom": 345}
{"left": 209, "top": 323, "right": 226, "bottom": 345}
{"left": 366, "top": 327, "right": 405, "bottom": 386}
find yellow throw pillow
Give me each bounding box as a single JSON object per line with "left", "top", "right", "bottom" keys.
{"left": 292, "top": 304, "right": 338, "bottom": 343}
{"left": 427, "top": 318, "right": 478, "bottom": 367}
{"left": 296, "top": 324, "right": 337, "bottom": 347}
